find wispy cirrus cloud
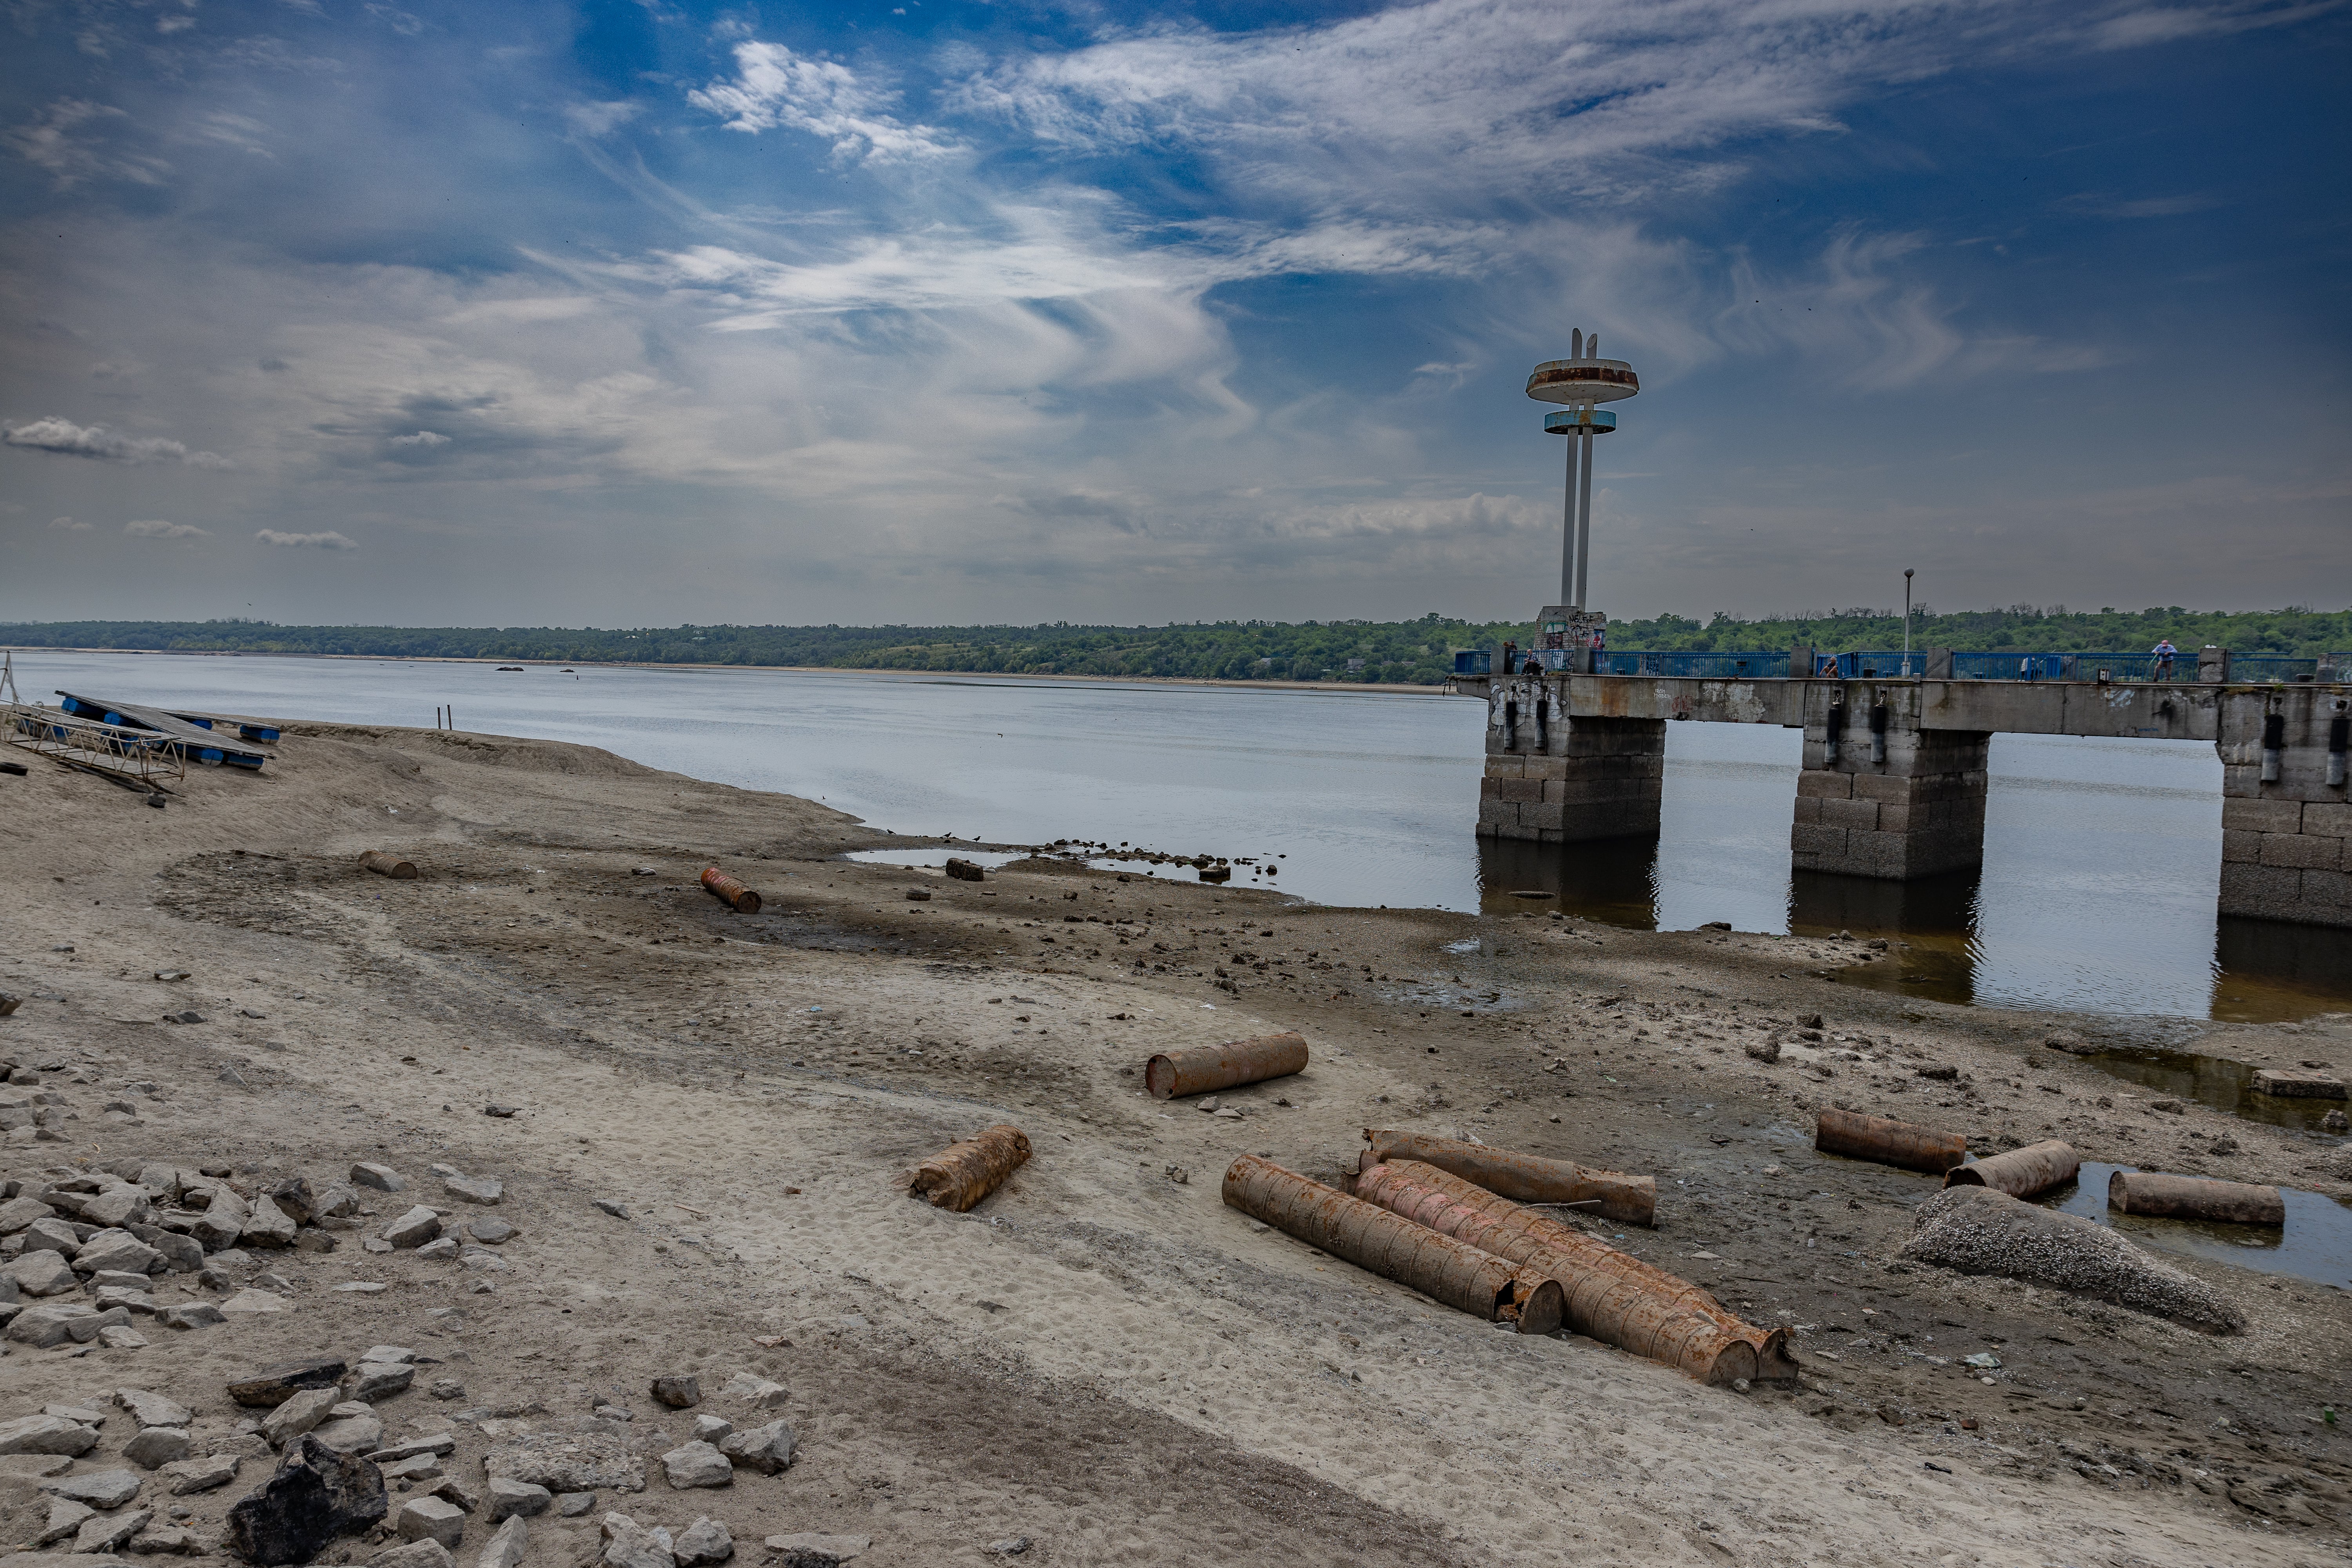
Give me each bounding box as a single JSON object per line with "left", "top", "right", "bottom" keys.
{"left": 255, "top": 528, "right": 358, "bottom": 548}
{"left": 3, "top": 416, "right": 230, "bottom": 467}
{"left": 5, "top": 99, "right": 171, "bottom": 189}
{"left": 124, "top": 519, "right": 209, "bottom": 539}
{"left": 689, "top": 42, "right": 956, "bottom": 162}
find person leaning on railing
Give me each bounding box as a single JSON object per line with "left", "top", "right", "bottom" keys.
{"left": 2151, "top": 639, "right": 2178, "bottom": 682}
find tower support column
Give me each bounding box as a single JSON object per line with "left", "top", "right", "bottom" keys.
{"left": 2218, "top": 686, "right": 2352, "bottom": 927}
{"left": 1476, "top": 675, "right": 1663, "bottom": 842}
{"left": 1791, "top": 684, "right": 1988, "bottom": 878}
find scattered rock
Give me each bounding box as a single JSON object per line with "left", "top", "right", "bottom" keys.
{"left": 671, "top": 1518, "right": 732, "bottom": 1567}
{"left": 762, "top": 1534, "right": 869, "bottom": 1568}
{"left": 350, "top": 1164, "right": 407, "bottom": 1192}
{"left": 7, "top": 1251, "right": 80, "bottom": 1298}
{"left": 600, "top": 1512, "right": 675, "bottom": 1568}
{"left": 381, "top": 1208, "right": 443, "bottom": 1249}
{"left": 650, "top": 1376, "right": 701, "bottom": 1410}
{"left": 223, "top": 1435, "right": 387, "bottom": 1567}
{"left": 397, "top": 1497, "right": 466, "bottom": 1549}
{"left": 160, "top": 1454, "right": 238, "bottom": 1495}
{"left": 350, "top": 1364, "right": 416, "bottom": 1401}
{"left": 263, "top": 1388, "right": 342, "bottom": 1448}
{"left": 218, "top": 1289, "right": 290, "bottom": 1317}
{"left": 72, "top": 1506, "right": 150, "bottom": 1554}
{"left": 474, "top": 1514, "right": 527, "bottom": 1568}
{"left": 658, "top": 1443, "right": 731, "bottom": 1490}
{"left": 555, "top": 1493, "right": 596, "bottom": 1517}
{"left": 716, "top": 1374, "right": 786, "bottom": 1409}
{"left": 442, "top": 1176, "right": 503, "bottom": 1207}
{"left": 160, "top": 1303, "right": 225, "bottom": 1331}
{"left": 485, "top": 1432, "right": 645, "bottom": 1495}
{"left": 0, "top": 1416, "right": 105, "bottom": 1457}
{"left": 379, "top": 1454, "right": 443, "bottom": 1485}
{"left": 1903, "top": 1185, "right": 2244, "bottom": 1332}
{"left": 465, "top": 1219, "right": 517, "bottom": 1245}
{"left": 715, "top": 1421, "right": 793, "bottom": 1476}
{"left": 43, "top": 1470, "right": 143, "bottom": 1509}
{"left": 32, "top": 1499, "right": 94, "bottom": 1546}
{"left": 481, "top": 1106, "right": 520, "bottom": 1120}
{"left": 241, "top": 1197, "right": 299, "bottom": 1249}
{"left": 416, "top": 1237, "right": 459, "bottom": 1262}
{"left": 689, "top": 1417, "right": 731, "bottom": 1444}
{"left": 593, "top": 1200, "right": 630, "bottom": 1220}
{"left": 429, "top": 1380, "right": 466, "bottom": 1402}
{"left": 370, "top": 1543, "right": 454, "bottom": 1568}
{"left": 98, "top": 1324, "right": 150, "bottom": 1350}
{"left": 230, "top": 1357, "right": 348, "bottom": 1407}
{"left": 8, "top": 1305, "right": 106, "bottom": 1348}
{"left": 122, "top": 1429, "right": 191, "bottom": 1470}
{"left": 312, "top": 1414, "right": 384, "bottom": 1455}
{"left": 114, "top": 1392, "right": 192, "bottom": 1431}
{"left": 484, "top": 1480, "right": 550, "bottom": 1523}
{"left": 1744, "top": 1039, "right": 1781, "bottom": 1064}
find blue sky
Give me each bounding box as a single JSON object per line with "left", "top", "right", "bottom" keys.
{"left": 2, "top": 0, "right": 2346, "bottom": 628}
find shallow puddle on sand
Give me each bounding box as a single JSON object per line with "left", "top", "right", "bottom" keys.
{"left": 2040, "top": 1161, "right": 2352, "bottom": 1291}
{"left": 2067, "top": 1044, "right": 2348, "bottom": 1132}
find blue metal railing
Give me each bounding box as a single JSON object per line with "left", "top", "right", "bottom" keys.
{"left": 1588, "top": 651, "right": 1791, "bottom": 679}
{"left": 1535, "top": 648, "right": 2345, "bottom": 682}
{"left": 2227, "top": 655, "right": 2323, "bottom": 684}
{"left": 1951, "top": 652, "right": 2067, "bottom": 681}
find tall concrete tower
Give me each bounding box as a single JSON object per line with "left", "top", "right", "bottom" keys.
{"left": 1526, "top": 330, "right": 1639, "bottom": 617}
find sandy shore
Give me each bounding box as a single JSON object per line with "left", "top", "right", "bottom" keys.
{"left": 1, "top": 720, "right": 2347, "bottom": 1566}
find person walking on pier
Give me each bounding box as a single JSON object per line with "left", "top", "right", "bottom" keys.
{"left": 2152, "top": 638, "right": 2178, "bottom": 682}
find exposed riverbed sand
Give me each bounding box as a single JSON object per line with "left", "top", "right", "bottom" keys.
{"left": 2, "top": 722, "right": 2347, "bottom": 1566}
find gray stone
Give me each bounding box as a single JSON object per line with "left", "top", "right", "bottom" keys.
{"left": 89, "top": 1271, "right": 153, "bottom": 1291}
{"left": 716, "top": 1374, "right": 786, "bottom": 1409}
{"left": 130, "top": 1524, "right": 202, "bottom": 1554}
{"left": 217, "top": 1288, "right": 289, "bottom": 1317}
{"left": 265, "top": 1178, "right": 316, "bottom": 1225}
{"left": 121, "top": 1429, "right": 191, "bottom": 1471}
{"left": 24, "top": 1220, "right": 84, "bottom": 1257}
{"left": 658, "top": 1443, "right": 731, "bottom": 1490}
{"left": 370, "top": 1542, "right": 454, "bottom": 1568}
{"left": 158, "top": 1454, "right": 238, "bottom": 1495}
{"left": 158, "top": 1304, "right": 223, "bottom": 1331}
{"left": 363, "top": 1344, "right": 420, "bottom": 1364}
{"left": 650, "top": 1376, "right": 701, "bottom": 1410}
{"left": 715, "top": 1421, "right": 793, "bottom": 1476}
{"left": 473, "top": 1514, "right": 527, "bottom": 1568}
{"left": 600, "top": 1514, "right": 673, "bottom": 1568}
{"left": 671, "top": 1519, "right": 732, "bottom": 1567}
{"left": 414, "top": 1237, "right": 459, "bottom": 1262}
{"left": 118, "top": 1390, "right": 194, "bottom": 1431}
{"left": 314, "top": 1183, "right": 361, "bottom": 1220}
{"left": 593, "top": 1200, "right": 630, "bottom": 1219}
{"left": 76, "top": 1190, "right": 149, "bottom": 1230}
{"left": 365, "top": 1435, "right": 455, "bottom": 1462}
{"left": 91, "top": 1288, "right": 154, "bottom": 1314}
{"left": 230, "top": 1356, "right": 347, "bottom": 1406}
{"left": 76, "top": 1231, "right": 163, "bottom": 1276}
{"left": 483, "top": 1432, "right": 644, "bottom": 1496}
{"left": 31, "top": 1499, "right": 94, "bottom": 1546}
{"left": 457, "top": 1249, "right": 505, "bottom": 1273}
{"left": 311, "top": 1415, "right": 383, "bottom": 1455}
{"left": 349, "top": 1363, "right": 415, "bottom": 1401}
{"left": 71, "top": 1508, "right": 148, "bottom": 1555}
{"left": 760, "top": 1535, "right": 869, "bottom": 1568}
{"left": 240, "top": 1197, "right": 298, "bottom": 1250}
{"left": 43, "top": 1470, "right": 142, "bottom": 1509}
{"left": 8, "top": 1305, "right": 102, "bottom": 1348}
{"left": 484, "top": 1480, "right": 550, "bottom": 1523}
{"left": 382, "top": 1208, "right": 443, "bottom": 1249}
{"left": 42, "top": 1405, "right": 105, "bottom": 1426}
{"left": 97, "top": 1325, "right": 148, "bottom": 1350}
{"left": 428, "top": 1380, "right": 466, "bottom": 1402}
{"left": 396, "top": 1497, "right": 466, "bottom": 1549}
{"left": 425, "top": 1477, "right": 478, "bottom": 1515}
{"left": 350, "top": 1163, "right": 407, "bottom": 1192}
{"left": 7, "top": 1250, "right": 78, "bottom": 1296}
{"left": 378, "top": 1454, "right": 443, "bottom": 1485}
{"left": 262, "top": 1388, "right": 341, "bottom": 1449}
{"left": 689, "top": 1416, "right": 731, "bottom": 1444}
{"left": 140, "top": 1232, "right": 203, "bottom": 1275}
{"left": 0, "top": 1196, "right": 56, "bottom": 1234}
{"left": 442, "top": 1176, "right": 502, "bottom": 1207}
{"left": 465, "top": 1220, "right": 517, "bottom": 1245}
{"left": 555, "top": 1493, "right": 595, "bottom": 1517}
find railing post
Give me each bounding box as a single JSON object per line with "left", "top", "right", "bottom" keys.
{"left": 2199, "top": 646, "right": 2230, "bottom": 684}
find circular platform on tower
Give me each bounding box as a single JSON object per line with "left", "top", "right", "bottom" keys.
{"left": 1525, "top": 359, "right": 1640, "bottom": 405}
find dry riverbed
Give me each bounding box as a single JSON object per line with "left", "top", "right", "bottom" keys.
{"left": 0, "top": 721, "right": 2347, "bottom": 1567}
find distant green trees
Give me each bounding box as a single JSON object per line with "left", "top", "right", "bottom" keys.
{"left": 2, "top": 605, "right": 2342, "bottom": 686}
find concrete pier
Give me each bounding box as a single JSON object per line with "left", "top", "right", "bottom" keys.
{"left": 1458, "top": 668, "right": 2351, "bottom": 929}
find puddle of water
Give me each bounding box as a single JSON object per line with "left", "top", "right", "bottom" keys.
{"left": 843, "top": 848, "right": 1031, "bottom": 871}
{"left": 2069, "top": 1044, "right": 2350, "bottom": 1132}
{"left": 2040, "top": 1161, "right": 2352, "bottom": 1290}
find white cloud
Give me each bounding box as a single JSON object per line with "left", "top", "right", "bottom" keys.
{"left": 123, "top": 519, "right": 210, "bottom": 539}
{"left": 2, "top": 416, "right": 231, "bottom": 467}
{"left": 48, "top": 516, "right": 92, "bottom": 531}
{"left": 563, "top": 101, "right": 641, "bottom": 138}
{"left": 5, "top": 99, "right": 171, "bottom": 189}
{"left": 689, "top": 42, "right": 957, "bottom": 162}
{"left": 255, "top": 528, "right": 359, "bottom": 549}
{"left": 387, "top": 429, "right": 450, "bottom": 447}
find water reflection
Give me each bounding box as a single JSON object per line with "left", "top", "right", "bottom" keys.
{"left": 2069, "top": 1044, "right": 2347, "bottom": 1133}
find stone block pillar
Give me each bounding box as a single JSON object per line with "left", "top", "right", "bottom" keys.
{"left": 1476, "top": 675, "right": 1664, "bottom": 842}
{"left": 1791, "top": 684, "right": 1989, "bottom": 879}
{"left": 2217, "top": 687, "right": 2352, "bottom": 927}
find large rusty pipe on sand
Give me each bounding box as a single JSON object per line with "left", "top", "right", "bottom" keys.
{"left": 1147, "top": 1033, "right": 1308, "bottom": 1100}
{"left": 1815, "top": 1108, "right": 1967, "bottom": 1174}
{"left": 1943, "top": 1140, "right": 2079, "bottom": 1199}
{"left": 1363, "top": 1128, "right": 1655, "bottom": 1227}
{"left": 1355, "top": 1158, "right": 1793, "bottom": 1385}
{"left": 359, "top": 850, "right": 417, "bottom": 879}
{"left": 1221, "top": 1156, "right": 1562, "bottom": 1334}
{"left": 700, "top": 866, "right": 762, "bottom": 914}
{"left": 907, "top": 1124, "right": 1031, "bottom": 1213}
{"left": 2109, "top": 1170, "right": 2284, "bottom": 1226}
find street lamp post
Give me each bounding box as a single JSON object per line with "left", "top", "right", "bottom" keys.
{"left": 1902, "top": 568, "right": 1916, "bottom": 677}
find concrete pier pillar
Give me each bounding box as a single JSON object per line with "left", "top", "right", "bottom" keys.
{"left": 2218, "top": 687, "right": 2352, "bottom": 926}
{"left": 1791, "top": 684, "right": 1989, "bottom": 879}
{"left": 1475, "top": 674, "right": 1663, "bottom": 842}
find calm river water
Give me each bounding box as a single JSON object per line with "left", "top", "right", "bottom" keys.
{"left": 12, "top": 650, "right": 2350, "bottom": 1022}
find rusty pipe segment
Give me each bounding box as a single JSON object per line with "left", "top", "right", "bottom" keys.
{"left": 1814, "top": 1108, "right": 1967, "bottom": 1174}
{"left": 358, "top": 850, "right": 417, "bottom": 880}
{"left": 1146, "top": 1032, "right": 1309, "bottom": 1100}
{"left": 2108, "top": 1170, "right": 2284, "bottom": 1227}
{"left": 1354, "top": 1160, "right": 1790, "bottom": 1385}
{"left": 1362, "top": 1128, "right": 1655, "bottom": 1227}
{"left": 699, "top": 866, "right": 761, "bottom": 914}
{"left": 1942, "top": 1140, "right": 2080, "bottom": 1200}
{"left": 1221, "top": 1156, "right": 1562, "bottom": 1334}
{"left": 907, "top": 1123, "right": 1031, "bottom": 1213}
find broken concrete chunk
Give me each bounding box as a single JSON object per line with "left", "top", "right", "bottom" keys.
{"left": 121, "top": 1429, "right": 191, "bottom": 1470}
{"left": 232, "top": 1357, "right": 348, "bottom": 1406}
{"left": 160, "top": 1453, "right": 238, "bottom": 1495}
{"left": 484, "top": 1480, "right": 550, "bottom": 1523}
{"left": 225, "top": 1434, "right": 389, "bottom": 1567}
{"left": 397, "top": 1497, "right": 466, "bottom": 1549}
{"left": 474, "top": 1514, "right": 527, "bottom": 1568}
{"left": 671, "top": 1519, "right": 732, "bottom": 1568}
{"left": 1904, "top": 1185, "right": 2245, "bottom": 1333}
{"left": 350, "top": 1163, "right": 408, "bottom": 1193}
{"left": 42, "top": 1470, "right": 142, "bottom": 1509}
{"left": 715, "top": 1421, "right": 794, "bottom": 1476}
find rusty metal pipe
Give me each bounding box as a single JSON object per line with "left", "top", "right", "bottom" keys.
{"left": 699, "top": 866, "right": 761, "bottom": 913}
{"left": 358, "top": 850, "right": 417, "bottom": 879}
{"left": 1942, "top": 1139, "right": 2080, "bottom": 1199}
{"left": 1815, "top": 1107, "right": 1967, "bottom": 1174}
{"left": 1362, "top": 1129, "right": 1655, "bottom": 1227}
{"left": 1354, "top": 1158, "right": 1792, "bottom": 1385}
{"left": 1146, "top": 1032, "right": 1308, "bottom": 1100}
{"left": 1221, "top": 1156, "right": 1562, "bottom": 1334}
{"left": 2109, "top": 1170, "right": 2284, "bottom": 1226}
{"left": 907, "top": 1124, "right": 1031, "bottom": 1212}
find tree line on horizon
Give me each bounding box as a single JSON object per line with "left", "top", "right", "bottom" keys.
{"left": 2, "top": 606, "right": 2344, "bottom": 686}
